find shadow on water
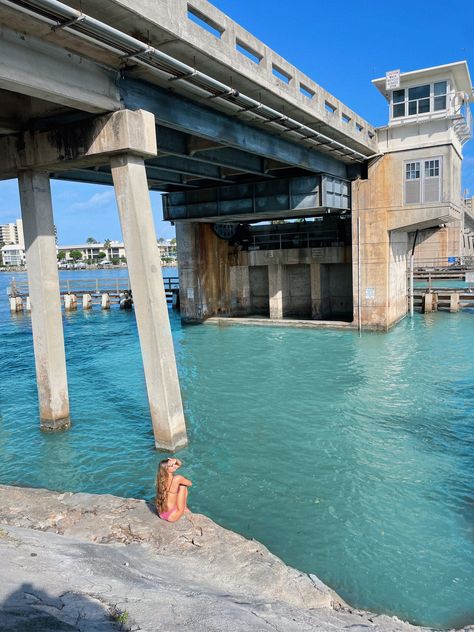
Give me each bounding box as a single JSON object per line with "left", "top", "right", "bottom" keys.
{"left": 0, "top": 582, "right": 118, "bottom": 631}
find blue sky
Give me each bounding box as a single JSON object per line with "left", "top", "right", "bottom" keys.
{"left": 1, "top": 0, "right": 473, "bottom": 244}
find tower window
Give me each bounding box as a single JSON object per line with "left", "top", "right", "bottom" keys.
{"left": 391, "top": 81, "right": 449, "bottom": 119}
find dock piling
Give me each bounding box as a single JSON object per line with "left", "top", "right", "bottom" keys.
{"left": 82, "top": 293, "right": 92, "bottom": 310}
{"left": 64, "top": 294, "right": 77, "bottom": 311}
{"left": 101, "top": 293, "right": 110, "bottom": 309}
{"left": 449, "top": 294, "right": 460, "bottom": 313}
{"left": 9, "top": 296, "right": 23, "bottom": 312}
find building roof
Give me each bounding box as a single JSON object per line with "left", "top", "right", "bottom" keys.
{"left": 372, "top": 61, "right": 473, "bottom": 102}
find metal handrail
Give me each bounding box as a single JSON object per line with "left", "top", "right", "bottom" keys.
{"left": 8, "top": 276, "right": 180, "bottom": 297}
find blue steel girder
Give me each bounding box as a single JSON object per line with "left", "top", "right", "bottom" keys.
{"left": 162, "top": 174, "right": 351, "bottom": 223}
{"left": 120, "top": 79, "right": 349, "bottom": 180}
{"left": 155, "top": 127, "right": 276, "bottom": 177}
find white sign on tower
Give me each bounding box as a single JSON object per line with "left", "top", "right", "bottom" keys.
{"left": 385, "top": 69, "right": 400, "bottom": 90}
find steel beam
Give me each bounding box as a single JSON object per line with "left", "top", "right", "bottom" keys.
{"left": 121, "top": 79, "right": 348, "bottom": 179}
{"left": 155, "top": 126, "right": 275, "bottom": 177}
{"left": 163, "top": 174, "right": 332, "bottom": 222}
{"left": 148, "top": 155, "right": 234, "bottom": 183}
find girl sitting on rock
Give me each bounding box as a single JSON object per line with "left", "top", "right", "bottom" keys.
{"left": 156, "top": 458, "right": 192, "bottom": 522}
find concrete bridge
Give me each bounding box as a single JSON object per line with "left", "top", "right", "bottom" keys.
{"left": 0, "top": 0, "right": 472, "bottom": 448}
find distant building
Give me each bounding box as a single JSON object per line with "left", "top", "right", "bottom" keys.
{"left": 56, "top": 239, "right": 176, "bottom": 264}
{"left": 57, "top": 241, "right": 126, "bottom": 262}
{"left": 1, "top": 243, "right": 26, "bottom": 266}
{"left": 0, "top": 219, "right": 24, "bottom": 247}
{"left": 157, "top": 239, "right": 177, "bottom": 262}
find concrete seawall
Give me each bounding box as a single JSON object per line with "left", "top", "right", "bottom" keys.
{"left": 0, "top": 484, "right": 438, "bottom": 631}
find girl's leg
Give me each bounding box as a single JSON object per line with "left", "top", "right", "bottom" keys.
{"left": 167, "top": 486, "right": 188, "bottom": 522}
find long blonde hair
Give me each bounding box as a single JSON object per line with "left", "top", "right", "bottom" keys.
{"left": 155, "top": 459, "right": 172, "bottom": 512}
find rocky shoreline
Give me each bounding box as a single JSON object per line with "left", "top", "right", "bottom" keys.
{"left": 0, "top": 484, "right": 463, "bottom": 631}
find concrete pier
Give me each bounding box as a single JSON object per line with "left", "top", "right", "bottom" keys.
{"left": 268, "top": 265, "right": 286, "bottom": 319}
{"left": 9, "top": 297, "right": 23, "bottom": 312}
{"left": 111, "top": 153, "right": 188, "bottom": 451}
{"left": 64, "top": 294, "right": 77, "bottom": 311}
{"left": 101, "top": 293, "right": 110, "bottom": 310}
{"left": 18, "top": 171, "right": 70, "bottom": 430}
{"left": 82, "top": 294, "right": 92, "bottom": 310}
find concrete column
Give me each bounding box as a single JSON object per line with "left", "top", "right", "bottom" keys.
{"left": 310, "top": 263, "right": 322, "bottom": 319}
{"left": 423, "top": 293, "right": 433, "bottom": 313}
{"left": 449, "top": 293, "right": 459, "bottom": 312}
{"left": 18, "top": 171, "right": 70, "bottom": 430}
{"left": 111, "top": 153, "right": 187, "bottom": 451}
{"left": 175, "top": 222, "right": 231, "bottom": 322}
{"left": 229, "top": 265, "right": 251, "bottom": 316}
{"left": 9, "top": 297, "right": 23, "bottom": 312}
{"left": 82, "top": 293, "right": 92, "bottom": 310}
{"left": 268, "top": 264, "right": 285, "bottom": 319}
{"left": 101, "top": 293, "right": 110, "bottom": 310}
{"left": 64, "top": 294, "right": 77, "bottom": 311}
{"left": 175, "top": 222, "right": 201, "bottom": 322}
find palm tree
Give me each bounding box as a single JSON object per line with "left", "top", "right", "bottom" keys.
{"left": 103, "top": 239, "right": 112, "bottom": 249}
{"left": 86, "top": 237, "right": 98, "bottom": 244}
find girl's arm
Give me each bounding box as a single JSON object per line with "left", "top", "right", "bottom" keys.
{"left": 175, "top": 474, "right": 192, "bottom": 487}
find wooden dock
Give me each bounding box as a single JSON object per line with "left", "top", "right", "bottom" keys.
{"left": 8, "top": 276, "right": 180, "bottom": 312}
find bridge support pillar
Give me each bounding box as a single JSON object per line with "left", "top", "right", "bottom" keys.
{"left": 111, "top": 153, "right": 187, "bottom": 451}
{"left": 268, "top": 264, "right": 287, "bottom": 319}
{"left": 18, "top": 171, "right": 70, "bottom": 430}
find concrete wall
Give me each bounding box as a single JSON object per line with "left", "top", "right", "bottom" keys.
{"left": 175, "top": 226, "right": 353, "bottom": 322}
{"left": 388, "top": 231, "right": 409, "bottom": 323}
{"left": 283, "top": 264, "right": 311, "bottom": 317}
{"left": 248, "top": 266, "right": 269, "bottom": 315}
{"left": 176, "top": 223, "right": 231, "bottom": 322}
{"left": 324, "top": 263, "right": 353, "bottom": 318}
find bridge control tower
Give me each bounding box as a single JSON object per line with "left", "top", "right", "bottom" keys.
{"left": 355, "top": 62, "right": 473, "bottom": 328}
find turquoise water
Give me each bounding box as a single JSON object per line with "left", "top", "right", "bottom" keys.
{"left": 0, "top": 271, "right": 473, "bottom": 629}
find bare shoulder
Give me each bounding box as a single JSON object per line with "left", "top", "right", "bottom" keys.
{"left": 175, "top": 473, "right": 192, "bottom": 486}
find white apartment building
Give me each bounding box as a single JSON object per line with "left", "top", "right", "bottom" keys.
{"left": 1, "top": 243, "right": 26, "bottom": 266}
{"left": 0, "top": 219, "right": 24, "bottom": 247}
{"left": 57, "top": 241, "right": 126, "bottom": 262}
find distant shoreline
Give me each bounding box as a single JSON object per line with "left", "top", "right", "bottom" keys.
{"left": 0, "top": 264, "right": 178, "bottom": 273}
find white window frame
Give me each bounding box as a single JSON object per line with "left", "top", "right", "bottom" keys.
{"left": 391, "top": 80, "right": 450, "bottom": 121}
{"left": 403, "top": 156, "right": 443, "bottom": 205}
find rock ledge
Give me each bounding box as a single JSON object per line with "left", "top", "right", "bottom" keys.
{"left": 0, "top": 484, "right": 439, "bottom": 631}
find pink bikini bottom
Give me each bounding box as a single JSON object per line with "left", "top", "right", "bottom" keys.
{"left": 159, "top": 507, "right": 177, "bottom": 521}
